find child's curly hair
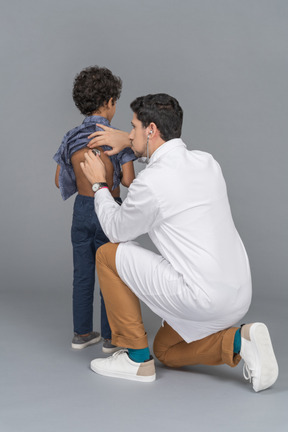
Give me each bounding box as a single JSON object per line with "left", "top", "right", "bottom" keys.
{"left": 72, "top": 66, "right": 122, "bottom": 116}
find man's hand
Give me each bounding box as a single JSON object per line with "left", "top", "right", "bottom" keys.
{"left": 80, "top": 151, "right": 107, "bottom": 185}
{"left": 87, "top": 124, "right": 131, "bottom": 156}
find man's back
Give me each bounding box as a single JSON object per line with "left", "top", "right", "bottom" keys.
{"left": 137, "top": 139, "right": 251, "bottom": 299}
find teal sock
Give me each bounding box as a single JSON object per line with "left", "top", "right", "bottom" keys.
{"left": 128, "top": 347, "right": 150, "bottom": 363}
{"left": 233, "top": 328, "right": 241, "bottom": 354}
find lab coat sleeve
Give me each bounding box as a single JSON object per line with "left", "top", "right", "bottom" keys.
{"left": 94, "top": 176, "right": 160, "bottom": 243}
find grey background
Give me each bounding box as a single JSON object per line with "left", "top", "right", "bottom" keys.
{"left": 1, "top": 1, "right": 287, "bottom": 431}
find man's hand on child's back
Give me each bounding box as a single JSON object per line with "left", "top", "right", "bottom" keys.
{"left": 88, "top": 125, "right": 131, "bottom": 156}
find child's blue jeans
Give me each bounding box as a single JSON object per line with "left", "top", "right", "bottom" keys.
{"left": 71, "top": 194, "right": 121, "bottom": 338}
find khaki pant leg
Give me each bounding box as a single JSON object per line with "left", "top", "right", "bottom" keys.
{"left": 96, "top": 242, "right": 148, "bottom": 349}
{"left": 153, "top": 322, "right": 241, "bottom": 368}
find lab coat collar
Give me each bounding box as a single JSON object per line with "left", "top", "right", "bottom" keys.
{"left": 149, "top": 138, "right": 186, "bottom": 164}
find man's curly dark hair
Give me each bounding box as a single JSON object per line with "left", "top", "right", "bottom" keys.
{"left": 72, "top": 66, "right": 122, "bottom": 116}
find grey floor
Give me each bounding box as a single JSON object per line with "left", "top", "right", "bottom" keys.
{"left": 1, "top": 288, "right": 287, "bottom": 432}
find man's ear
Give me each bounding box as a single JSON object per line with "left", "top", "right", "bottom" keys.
{"left": 148, "top": 122, "right": 157, "bottom": 136}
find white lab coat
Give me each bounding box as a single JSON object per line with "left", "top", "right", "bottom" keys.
{"left": 95, "top": 139, "right": 252, "bottom": 342}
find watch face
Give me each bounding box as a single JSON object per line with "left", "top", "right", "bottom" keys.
{"left": 92, "top": 182, "right": 108, "bottom": 192}
{"left": 92, "top": 183, "right": 100, "bottom": 192}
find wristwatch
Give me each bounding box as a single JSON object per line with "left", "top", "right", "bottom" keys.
{"left": 92, "top": 182, "right": 108, "bottom": 193}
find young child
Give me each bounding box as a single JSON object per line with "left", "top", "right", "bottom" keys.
{"left": 53, "top": 66, "right": 136, "bottom": 352}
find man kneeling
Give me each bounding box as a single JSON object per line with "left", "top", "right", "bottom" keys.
{"left": 81, "top": 93, "right": 278, "bottom": 392}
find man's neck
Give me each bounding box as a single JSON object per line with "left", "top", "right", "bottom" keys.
{"left": 150, "top": 137, "right": 166, "bottom": 157}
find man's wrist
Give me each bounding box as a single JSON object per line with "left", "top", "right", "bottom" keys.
{"left": 90, "top": 176, "right": 106, "bottom": 184}
{"left": 92, "top": 182, "right": 108, "bottom": 193}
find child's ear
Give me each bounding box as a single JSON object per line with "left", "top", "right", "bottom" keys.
{"left": 108, "top": 97, "right": 114, "bottom": 108}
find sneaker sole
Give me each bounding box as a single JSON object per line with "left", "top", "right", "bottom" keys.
{"left": 90, "top": 363, "right": 156, "bottom": 382}
{"left": 71, "top": 335, "right": 101, "bottom": 350}
{"left": 250, "top": 323, "right": 279, "bottom": 392}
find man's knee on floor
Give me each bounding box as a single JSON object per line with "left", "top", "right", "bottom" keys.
{"left": 153, "top": 337, "right": 170, "bottom": 366}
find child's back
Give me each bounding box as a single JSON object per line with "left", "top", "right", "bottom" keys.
{"left": 71, "top": 147, "right": 117, "bottom": 197}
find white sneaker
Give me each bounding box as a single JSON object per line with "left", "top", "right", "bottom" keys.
{"left": 240, "top": 323, "right": 278, "bottom": 392}
{"left": 90, "top": 349, "right": 156, "bottom": 382}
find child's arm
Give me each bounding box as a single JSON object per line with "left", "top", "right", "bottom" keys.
{"left": 121, "top": 161, "right": 135, "bottom": 188}
{"left": 55, "top": 164, "right": 60, "bottom": 188}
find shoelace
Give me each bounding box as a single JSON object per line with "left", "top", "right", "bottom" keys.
{"left": 243, "top": 362, "right": 252, "bottom": 383}
{"left": 112, "top": 349, "right": 128, "bottom": 358}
